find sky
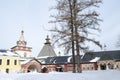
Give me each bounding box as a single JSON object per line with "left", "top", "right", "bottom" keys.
{"left": 0, "top": 0, "right": 120, "bottom": 57}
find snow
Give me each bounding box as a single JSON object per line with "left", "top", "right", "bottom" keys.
{"left": 67, "top": 56, "right": 72, "bottom": 62}
{"left": 90, "top": 57, "right": 100, "bottom": 62}
{"left": 0, "top": 70, "right": 120, "bottom": 80}
{"left": 0, "top": 50, "right": 19, "bottom": 57}
{"left": 20, "top": 59, "right": 31, "bottom": 65}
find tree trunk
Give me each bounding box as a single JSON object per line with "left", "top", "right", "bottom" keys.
{"left": 73, "top": 0, "right": 81, "bottom": 73}
{"left": 69, "top": 0, "right": 76, "bottom": 73}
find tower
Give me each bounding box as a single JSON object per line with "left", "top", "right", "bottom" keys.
{"left": 11, "top": 30, "right": 32, "bottom": 57}
{"left": 37, "top": 35, "right": 56, "bottom": 57}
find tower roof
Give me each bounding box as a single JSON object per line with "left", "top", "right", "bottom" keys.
{"left": 37, "top": 35, "right": 56, "bottom": 57}
{"left": 19, "top": 30, "right": 25, "bottom": 41}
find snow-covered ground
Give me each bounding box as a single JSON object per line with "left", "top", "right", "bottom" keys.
{"left": 0, "top": 70, "right": 120, "bottom": 80}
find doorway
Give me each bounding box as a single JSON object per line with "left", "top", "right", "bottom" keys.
{"left": 27, "top": 65, "right": 38, "bottom": 72}
{"left": 6, "top": 68, "right": 9, "bottom": 73}
{"left": 100, "top": 64, "right": 106, "bottom": 70}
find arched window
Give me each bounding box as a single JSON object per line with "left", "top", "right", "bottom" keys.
{"left": 87, "top": 67, "right": 89, "bottom": 70}
{"left": 108, "top": 63, "right": 113, "bottom": 69}
{"left": 91, "top": 67, "right": 93, "bottom": 70}
{"left": 83, "top": 67, "right": 85, "bottom": 70}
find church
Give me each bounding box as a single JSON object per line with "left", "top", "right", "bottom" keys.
{"left": 1, "top": 30, "right": 120, "bottom": 73}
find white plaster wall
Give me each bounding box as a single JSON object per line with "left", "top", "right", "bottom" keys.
{"left": 16, "top": 51, "right": 31, "bottom": 57}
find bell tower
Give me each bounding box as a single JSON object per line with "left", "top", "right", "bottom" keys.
{"left": 17, "top": 30, "right": 26, "bottom": 47}
{"left": 11, "top": 30, "right": 32, "bottom": 57}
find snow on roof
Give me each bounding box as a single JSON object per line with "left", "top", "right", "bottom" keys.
{"left": 20, "top": 59, "right": 31, "bottom": 65}
{"left": 67, "top": 56, "right": 72, "bottom": 62}
{"left": 37, "top": 56, "right": 49, "bottom": 59}
{"left": 90, "top": 57, "right": 100, "bottom": 62}
{"left": 40, "top": 60, "right": 45, "bottom": 64}
{"left": 0, "top": 50, "right": 19, "bottom": 57}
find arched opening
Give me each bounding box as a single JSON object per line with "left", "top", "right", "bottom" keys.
{"left": 108, "top": 63, "right": 113, "bottom": 69}
{"left": 100, "top": 64, "right": 106, "bottom": 70}
{"left": 55, "top": 66, "right": 63, "bottom": 72}
{"left": 41, "top": 67, "right": 48, "bottom": 73}
{"left": 27, "top": 65, "right": 38, "bottom": 73}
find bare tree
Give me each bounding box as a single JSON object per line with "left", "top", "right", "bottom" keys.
{"left": 49, "top": 0, "right": 102, "bottom": 73}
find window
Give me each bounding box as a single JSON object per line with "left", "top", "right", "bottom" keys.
{"left": 87, "top": 67, "right": 89, "bottom": 70}
{"left": 83, "top": 67, "right": 85, "bottom": 70}
{"left": 0, "top": 59, "right": 2, "bottom": 65}
{"left": 14, "top": 60, "right": 17, "bottom": 65}
{"left": 7, "top": 60, "right": 10, "bottom": 65}
{"left": 24, "top": 53, "right": 27, "bottom": 57}
{"left": 91, "top": 67, "right": 93, "bottom": 70}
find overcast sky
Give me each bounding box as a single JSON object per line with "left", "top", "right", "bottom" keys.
{"left": 0, "top": 0, "right": 120, "bottom": 57}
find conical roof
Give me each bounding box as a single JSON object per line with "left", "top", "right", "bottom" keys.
{"left": 19, "top": 30, "right": 25, "bottom": 41}
{"left": 37, "top": 35, "right": 56, "bottom": 57}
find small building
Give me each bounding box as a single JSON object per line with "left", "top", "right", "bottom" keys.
{"left": 21, "top": 58, "right": 42, "bottom": 73}
{"left": 0, "top": 49, "right": 21, "bottom": 73}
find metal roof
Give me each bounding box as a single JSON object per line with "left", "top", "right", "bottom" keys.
{"left": 82, "top": 50, "right": 120, "bottom": 62}
{"left": 43, "top": 50, "right": 120, "bottom": 64}
{"left": 44, "top": 56, "right": 70, "bottom": 64}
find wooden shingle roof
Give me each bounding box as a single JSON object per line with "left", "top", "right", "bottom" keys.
{"left": 37, "top": 35, "right": 56, "bottom": 57}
